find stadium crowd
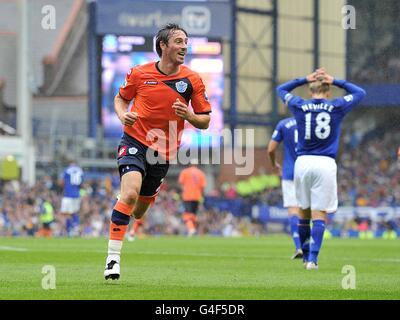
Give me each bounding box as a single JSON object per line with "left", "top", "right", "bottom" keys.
{"left": 0, "top": 174, "right": 261, "bottom": 238}
{"left": 0, "top": 129, "right": 399, "bottom": 238}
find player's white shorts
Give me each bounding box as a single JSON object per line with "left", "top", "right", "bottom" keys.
{"left": 60, "top": 197, "right": 81, "bottom": 214}
{"left": 294, "top": 155, "right": 338, "bottom": 212}
{"left": 281, "top": 180, "right": 298, "bottom": 208}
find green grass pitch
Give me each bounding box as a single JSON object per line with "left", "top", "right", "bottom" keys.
{"left": 0, "top": 236, "right": 399, "bottom": 300}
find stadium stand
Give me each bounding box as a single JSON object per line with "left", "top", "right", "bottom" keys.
{"left": 0, "top": 0, "right": 399, "bottom": 240}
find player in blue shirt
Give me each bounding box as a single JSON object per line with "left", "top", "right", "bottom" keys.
{"left": 277, "top": 68, "right": 366, "bottom": 270}
{"left": 268, "top": 117, "right": 303, "bottom": 259}
{"left": 60, "top": 161, "right": 84, "bottom": 236}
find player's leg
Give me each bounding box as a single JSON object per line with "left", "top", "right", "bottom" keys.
{"left": 128, "top": 216, "right": 144, "bottom": 241}
{"left": 294, "top": 156, "right": 312, "bottom": 265}
{"left": 127, "top": 198, "right": 151, "bottom": 241}
{"left": 183, "top": 201, "right": 199, "bottom": 237}
{"left": 298, "top": 208, "right": 311, "bottom": 265}
{"left": 70, "top": 198, "right": 81, "bottom": 236}
{"left": 60, "top": 197, "right": 74, "bottom": 236}
{"left": 306, "top": 156, "right": 337, "bottom": 270}
{"left": 130, "top": 160, "right": 169, "bottom": 235}
{"left": 288, "top": 206, "right": 302, "bottom": 259}
{"left": 306, "top": 210, "right": 326, "bottom": 270}
{"left": 105, "top": 170, "right": 142, "bottom": 280}
{"left": 282, "top": 179, "right": 302, "bottom": 258}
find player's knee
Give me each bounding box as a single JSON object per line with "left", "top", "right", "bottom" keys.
{"left": 121, "top": 189, "right": 139, "bottom": 204}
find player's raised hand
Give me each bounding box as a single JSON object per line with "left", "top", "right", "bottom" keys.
{"left": 315, "top": 67, "right": 326, "bottom": 75}
{"left": 315, "top": 68, "right": 334, "bottom": 84}
{"left": 172, "top": 98, "right": 190, "bottom": 120}
{"left": 322, "top": 73, "right": 334, "bottom": 84}
{"left": 119, "top": 111, "right": 138, "bottom": 126}
{"left": 306, "top": 71, "right": 318, "bottom": 83}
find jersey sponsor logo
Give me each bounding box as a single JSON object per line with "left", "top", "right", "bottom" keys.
{"left": 128, "top": 147, "right": 138, "bottom": 155}
{"left": 175, "top": 80, "right": 188, "bottom": 93}
{"left": 118, "top": 146, "right": 127, "bottom": 157}
{"left": 144, "top": 80, "right": 158, "bottom": 85}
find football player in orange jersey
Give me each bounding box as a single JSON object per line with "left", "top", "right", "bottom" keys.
{"left": 178, "top": 159, "right": 206, "bottom": 236}
{"left": 104, "top": 23, "right": 211, "bottom": 280}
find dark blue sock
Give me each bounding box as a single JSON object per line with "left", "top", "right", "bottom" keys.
{"left": 290, "top": 215, "right": 301, "bottom": 250}
{"left": 309, "top": 219, "right": 326, "bottom": 264}
{"left": 72, "top": 213, "right": 79, "bottom": 228}
{"left": 66, "top": 218, "right": 72, "bottom": 235}
{"left": 298, "top": 219, "right": 311, "bottom": 262}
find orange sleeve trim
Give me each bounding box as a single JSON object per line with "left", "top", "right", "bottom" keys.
{"left": 114, "top": 201, "right": 134, "bottom": 216}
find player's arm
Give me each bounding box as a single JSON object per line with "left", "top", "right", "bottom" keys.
{"left": 114, "top": 93, "right": 138, "bottom": 127}
{"left": 322, "top": 72, "right": 366, "bottom": 112}
{"left": 179, "top": 75, "right": 211, "bottom": 129}
{"left": 116, "top": 67, "right": 139, "bottom": 126}
{"left": 267, "top": 139, "right": 282, "bottom": 175}
{"left": 172, "top": 98, "right": 210, "bottom": 129}
{"left": 332, "top": 79, "right": 366, "bottom": 104}
{"left": 276, "top": 72, "right": 317, "bottom": 106}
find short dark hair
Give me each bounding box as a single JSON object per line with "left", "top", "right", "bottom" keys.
{"left": 155, "top": 23, "right": 188, "bottom": 58}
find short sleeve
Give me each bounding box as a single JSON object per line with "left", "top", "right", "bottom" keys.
{"left": 190, "top": 75, "right": 211, "bottom": 114}
{"left": 119, "top": 68, "right": 138, "bottom": 101}
{"left": 271, "top": 122, "right": 283, "bottom": 142}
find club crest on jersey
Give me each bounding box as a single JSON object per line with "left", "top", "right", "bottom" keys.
{"left": 175, "top": 80, "right": 188, "bottom": 93}
{"left": 128, "top": 147, "right": 138, "bottom": 155}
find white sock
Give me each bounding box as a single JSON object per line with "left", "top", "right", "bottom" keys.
{"left": 107, "top": 240, "right": 123, "bottom": 263}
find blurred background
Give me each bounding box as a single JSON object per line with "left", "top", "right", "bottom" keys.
{"left": 0, "top": 0, "right": 399, "bottom": 239}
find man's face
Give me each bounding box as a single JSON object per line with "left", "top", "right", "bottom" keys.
{"left": 162, "top": 30, "right": 188, "bottom": 65}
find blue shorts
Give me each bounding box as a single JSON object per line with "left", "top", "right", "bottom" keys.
{"left": 117, "top": 133, "right": 169, "bottom": 197}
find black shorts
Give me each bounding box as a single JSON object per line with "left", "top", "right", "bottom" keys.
{"left": 117, "top": 133, "right": 169, "bottom": 197}
{"left": 183, "top": 201, "right": 200, "bottom": 215}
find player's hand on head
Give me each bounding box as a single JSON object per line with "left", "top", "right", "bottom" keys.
{"left": 306, "top": 71, "right": 318, "bottom": 83}
{"left": 322, "top": 74, "right": 334, "bottom": 84}
{"left": 315, "top": 67, "right": 333, "bottom": 84}
{"left": 172, "top": 98, "right": 190, "bottom": 120}
{"left": 120, "top": 111, "right": 138, "bottom": 126}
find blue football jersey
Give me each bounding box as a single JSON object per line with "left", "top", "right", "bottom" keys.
{"left": 63, "top": 165, "right": 83, "bottom": 198}
{"left": 271, "top": 117, "right": 297, "bottom": 180}
{"left": 277, "top": 78, "right": 366, "bottom": 159}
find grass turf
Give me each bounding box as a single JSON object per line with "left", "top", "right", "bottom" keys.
{"left": 0, "top": 236, "right": 399, "bottom": 300}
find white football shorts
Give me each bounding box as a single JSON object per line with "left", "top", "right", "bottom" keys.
{"left": 294, "top": 155, "right": 338, "bottom": 212}
{"left": 60, "top": 197, "right": 81, "bottom": 214}
{"left": 281, "top": 179, "right": 298, "bottom": 208}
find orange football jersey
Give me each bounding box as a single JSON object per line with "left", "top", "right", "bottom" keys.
{"left": 119, "top": 62, "right": 211, "bottom": 160}
{"left": 178, "top": 166, "right": 206, "bottom": 201}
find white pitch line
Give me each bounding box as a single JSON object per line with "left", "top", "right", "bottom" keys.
{"left": 0, "top": 246, "right": 28, "bottom": 252}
